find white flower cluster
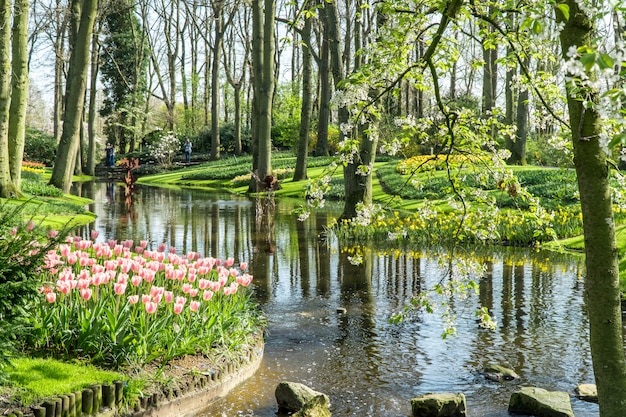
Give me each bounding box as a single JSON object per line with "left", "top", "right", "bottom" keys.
{"left": 306, "top": 175, "right": 332, "bottom": 209}
{"left": 147, "top": 132, "right": 181, "bottom": 167}
{"left": 354, "top": 202, "right": 383, "bottom": 227}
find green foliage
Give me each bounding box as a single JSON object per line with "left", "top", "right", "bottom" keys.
{"left": 181, "top": 153, "right": 337, "bottom": 182}
{"left": 196, "top": 122, "right": 252, "bottom": 154}
{"left": 21, "top": 180, "right": 64, "bottom": 198}
{"left": 271, "top": 84, "right": 301, "bottom": 149}
{"left": 0, "top": 202, "right": 68, "bottom": 381}
{"left": 99, "top": 1, "right": 148, "bottom": 148}
{"left": 526, "top": 133, "right": 574, "bottom": 168}
{"left": 23, "top": 129, "right": 56, "bottom": 166}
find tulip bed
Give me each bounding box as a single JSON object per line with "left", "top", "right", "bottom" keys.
{"left": 27, "top": 231, "right": 261, "bottom": 369}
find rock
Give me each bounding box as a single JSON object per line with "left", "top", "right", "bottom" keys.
{"left": 482, "top": 363, "right": 520, "bottom": 382}
{"left": 275, "top": 381, "right": 330, "bottom": 413}
{"left": 509, "top": 387, "right": 574, "bottom": 417}
{"left": 575, "top": 383, "right": 598, "bottom": 403}
{"left": 293, "top": 395, "right": 332, "bottom": 417}
{"left": 410, "top": 392, "right": 466, "bottom": 417}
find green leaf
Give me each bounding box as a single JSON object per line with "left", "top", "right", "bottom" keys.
{"left": 556, "top": 3, "right": 570, "bottom": 20}
{"left": 580, "top": 53, "right": 596, "bottom": 71}
{"left": 609, "top": 132, "right": 626, "bottom": 148}
{"left": 598, "top": 53, "right": 614, "bottom": 70}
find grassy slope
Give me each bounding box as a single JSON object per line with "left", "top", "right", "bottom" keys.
{"left": 5, "top": 358, "right": 125, "bottom": 407}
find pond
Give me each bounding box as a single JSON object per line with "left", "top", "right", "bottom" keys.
{"left": 75, "top": 181, "right": 599, "bottom": 416}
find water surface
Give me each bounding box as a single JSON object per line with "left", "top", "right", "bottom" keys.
{"left": 77, "top": 182, "right": 599, "bottom": 416}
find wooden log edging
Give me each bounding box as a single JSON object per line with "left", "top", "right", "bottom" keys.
{"left": 15, "top": 341, "right": 264, "bottom": 417}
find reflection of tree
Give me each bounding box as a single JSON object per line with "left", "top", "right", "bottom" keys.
{"left": 295, "top": 215, "right": 311, "bottom": 298}
{"left": 250, "top": 195, "right": 276, "bottom": 304}
{"left": 315, "top": 212, "right": 331, "bottom": 297}
{"left": 335, "top": 247, "right": 377, "bottom": 367}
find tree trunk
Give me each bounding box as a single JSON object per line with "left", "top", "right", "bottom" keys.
{"left": 251, "top": 0, "right": 274, "bottom": 186}
{"left": 211, "top": 1, "right": 224, "bottom": 160}
{"left": 556, "top": 2, "right": 626, "bottom": 416}
{"left": 316, "top": 6, "right": 330, "bottom": 157}
{"left": 0, "top": 0, "right": 14, "bottom": 197}
{"left": 508, "top": 56, "right": 528, "bottom": 165}
{"left": 8, "top": 0, "right": 29, "bottom": 190}
{"left": 294, "top": 4, "right": 312, "bottom": 181}
{"left": 49, "top": 0, "right": 98, "bottom": 192}
{"left": 86, "top": 25, "right": 100, "bottom": 176}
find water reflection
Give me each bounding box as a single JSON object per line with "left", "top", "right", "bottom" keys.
{"left": 79, "top": 182, "right": 598, "bottom": 417}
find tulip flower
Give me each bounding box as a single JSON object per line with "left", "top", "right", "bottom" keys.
{"left": 145, "top": 302, "right": 157, "bottom": 314}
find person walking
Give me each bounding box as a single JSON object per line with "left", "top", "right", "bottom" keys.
{"left": 184, "top": 139, "right": 192, "bottom": 163}
{"left": 105, "top": 143, "right": 114, "bottom": 167}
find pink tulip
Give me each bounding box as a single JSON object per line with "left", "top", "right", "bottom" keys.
{"left": 67, "top": 253, "right": 78, "bottom": 265}
{"left": 145, "top": 301, "right": 157, "bottom": 314}
{"left": 91, "top": 230, "right": 99, "bottom": 240}
{"left": 236, "top": 273, "right": 253, "bottom": 287}
{"left": 48, "top": 230, "right": 59, "bottom": 238}
{"left": 56, "top": 281, "right": 71, "bottom": 295}
{"left": 182, "top": 283, "right": 192, "bottom": 294}
{"left": 140, "top": 240, "right": 148, "bottom": 249}
{"left": 164, "top": 291, "right": 174, "bottom": 303}
{"left": 169, "top": 246, "right": 177, "bottom": 254}
{"left": 92, "top": 273, "right": 105, "bottom": 286}
{"left": 150, "top": 286, "right": 164, "bottom": 298}
{"left": 141, "top": 294, "right": 151, "bottom": 304}
{"left": 10, "top": 226, "right": 17, "bottom": 236}
{"left": 114, "top": 283, "right": 127, "bottom": 295}
{"left": 173, "top": 303, "right": 184, "bottom": 314}
{"left": 135, "top": 246, "right": 144, "bottom": 254}
{"left": 198, "top": 279, "right": 209, "bottom": 290}
{"left": 239, "top": 262, "right": 248, "bottom": 271}
{"left": 203, "top": 290, "right": 213, "bottom": 301}
{"left": 117, "top": 273, "right": 129, "bottom": 284}
{"left": 128, "top": 295, "right": 139, "bottom": 304}
{"left": 197, "top": 266, "right": 209, "bottom": 275}
{"left": 143, "top": 269, "right": 156, "bottom": 282}
{"left": 175, "top": 296, "right": 186, "bottom": 305}
{"left": 229, "top": 268, "right": 238, "bottom": 277}
{"left": 189, "top": 288, "right": 198, "bottom": 297}
{"left": 189, "top": 301, "right": 200, "bottom": 312}
{"left": 131, "top": 275, "right": 142, "bottom": 287}
{"left": 77, "top": 278, "right": 90, "bottom": 289}
{"left": 80, "top": 288, "right": 92, "bottom": 300}
{"left": 123, "top": 239, "right": 133, "bottom": 248}
{"left": 26, "top": 221, "right": 35, "bottom": 231}
{"left": 46, "top": 292, "right": 56, "bottom": 303}
{"left": 120, "top": 259, "right": 132, "bottom": 273}
{"left": 224, "top": 257, "right": 234, "bottom": 268}
{"left": 104, "top": 260, "right": 117, "bottom": 271}
{"left": 157, "top": 243, "right": 166, "bottom": 252}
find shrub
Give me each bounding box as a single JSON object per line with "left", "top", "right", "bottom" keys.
{"left": 146, "top": 132, "right": 180, "bottom": 167}
{"left": 0, "top": 202, "right": 67, "bottom": 381}
{"left": 24, "top": 129, "right": 56, "bottom": 166}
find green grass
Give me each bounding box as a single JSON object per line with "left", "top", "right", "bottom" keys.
{"left": 3, "top": 358, "right": 126, "bottom": 406}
